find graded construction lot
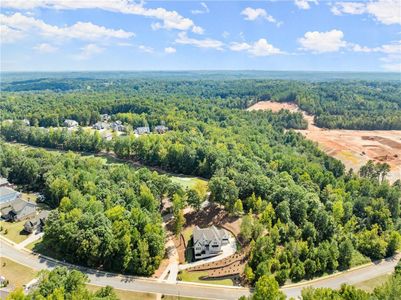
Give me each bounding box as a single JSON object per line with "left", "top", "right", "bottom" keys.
{"left": 247, "top": 101, "right": 401, "bottom": 183}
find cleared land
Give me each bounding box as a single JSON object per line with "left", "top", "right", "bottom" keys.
{"left": 247, "top": 101, "right": 401, "bottom": 183}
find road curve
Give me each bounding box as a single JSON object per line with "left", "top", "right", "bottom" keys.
{"left": 1, "top": 239, "right": 399, "bottom": 299}
{"left": 0, "top": 240, "right": 250, "bottom": 300}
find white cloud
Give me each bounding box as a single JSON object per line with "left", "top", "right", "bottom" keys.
{"left": 175, "top": 32, "right": 224, "bottom": 50}
{"left": 164, "top": 47, "right": 176, "bottom": 54}
{"left": 138, "top": 45, "right": 154, "bottom": 53}
{"left": 294, "top": 0, "right": 318, "bottom": 10}
{"left": 222, "top": 31, "right": 230, "bottom": 39}
{"left": 298, "top": 29, "right": 347, "bottom": 53}
{"left": 33, "top": 43, "right": 58, "bottom": 53}
{"left": 76, "top": 43, "right": 104, "bottom": 60}
{"left": 380, "top": 54, "right": 401, "bottom": 71}
{"left": 192, "top": 25, "right": 204, "bottom": 35}
{"left": 241, "top": 7, "right": 280, "bottom": 26}
{"left": 1, "top": 0, "right": 201, "bottom": 33}
{"left": 351, "top": 41, "right": 401, "bottom": 54}
{"left": 0, "top": 13, "right": 134, "bottom": 44}
{"left": 191, "top": 2, "right": 209, "bottom": 15}
{"left": 0, "top": 24, "right": 25, "bottom": 43}
{"left": 230, "top": 38, "right": 282, "bottom": 56}
{"left": 331, "top": 0, "right": 401, "bottom": 25}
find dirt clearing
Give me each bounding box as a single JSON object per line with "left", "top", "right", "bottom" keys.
{"left": 247, "top": 101, "right": 401, "bottom": 183}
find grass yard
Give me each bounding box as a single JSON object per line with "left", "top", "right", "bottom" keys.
{"left": 20, "top": 192, "right": 38, "bottom": 203}
{"left": 26, "top": 237, "right": 43, "bottom": 250}
{"left": 0, "top": 257, "right": 36, "bottom": 288}
{"left": 178, "top": 270, "right": 234, "bottom": 286}
{"left": 0, "top": 220, "right": 30, "bottom": 244}
{"left": 87, "top": 285, "right": 157, "bottom": 300}
{"left": 170, "top": 176, "right": 207, "bottom": 190}
{"left": 353, "top": 273, "right": 391, "bottom": 292}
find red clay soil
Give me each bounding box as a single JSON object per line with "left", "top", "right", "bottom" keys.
{"left": 184, "top": 204, "right": 242, "bottom": 236}
{"left": 247, "top": 101, "right": 401, "bottom": 183}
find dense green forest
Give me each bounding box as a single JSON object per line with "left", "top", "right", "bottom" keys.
{"left": 1, "top": 76, "right": 400, "bottom": 288}
{"left": 1, "top": 78, "right": 400, "bottom": 129}
{"left": 0, "top": 142, "right": 182, "bottom": 275}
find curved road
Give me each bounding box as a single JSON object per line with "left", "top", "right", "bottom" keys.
{"left": 1, "top": 239, "right": 399, "bottom": 299}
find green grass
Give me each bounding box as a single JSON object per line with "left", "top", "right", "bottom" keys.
{"left": 0, "top": 257, "right": 36, "bottom": 288}
{"left": 0, "top": 220, "right": 30, "bottom": 244}
{"left": 170, "top": 176, "right": 207, "bottom": 190}
{"left": 178, "top": 270, "right": 234, "bottom": 286}
{"left": 26, "top": 237, "right": 43, "bottom": 250}
{"left": 353, "top": 274, "right": 391, "bottom": 292}
{"left": 87, "top": 285, "right": 157, "bottom": 300}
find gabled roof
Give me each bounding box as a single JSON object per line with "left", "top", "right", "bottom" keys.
{"left": 193, "top": 226, "right": 228, "bottom": 243}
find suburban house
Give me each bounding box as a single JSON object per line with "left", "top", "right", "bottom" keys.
{"left": 63, "top": 119, "right": 79, "bottom": 128}
{"left": 193, "top": 226, "right": 230, "bottom": 260}
{"left": 92, "top": 121, "right": 109, "bottom": 130}
{"left": 23, "top": 210, "right": 50, "bottom": 233}
{"left": 0, "top": 186, "right": 21, "bottom": 209}
{"left": 154, "top": 125, "right": 169, "bottom": 134}
{"left": 1, "top": 198, "right": 37, "bottom": 222}
{"left": 134, "top": 126, "right": 150, "bottom": 135}
{"left": 110, "top": 120, "right": 125, "bottom": 132}
{"left": 0, "top": 177, "right": 9, "bottom": 188}
{"left": 100, "top": 114, "right": 111, "bottom": 122}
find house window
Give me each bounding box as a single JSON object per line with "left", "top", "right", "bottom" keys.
{"left": 212, "top": 245, "right": 219, "bottom": 247}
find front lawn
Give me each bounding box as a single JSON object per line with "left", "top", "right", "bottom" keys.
{"left": 0, "top": 257, "right": 36, "bottom": 288}
{"left": 353, "top": 273, "right": 391, "bottom": 292}
{"left": 177, "top": 270, "right": 234, "bottom": 286}
{"left": 0, "top": 220, "right": 29, "bottom": 244}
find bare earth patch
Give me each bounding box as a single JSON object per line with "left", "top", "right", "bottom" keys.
{"left": 247, "top": 101, "right": 401, "bottom": 183}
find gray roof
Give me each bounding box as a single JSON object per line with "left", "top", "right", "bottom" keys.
{"left": 0, "top": 186, "right": 20, "bottom": 206}
{"left": 0, "top": 177, "right": 8, "bottom": 186}
{"left": 1, "top": 198, "right": 36, "bottom": 219}
{"left": 193, "top": 226, "right": 228, "bottom": 243}
{"left": 134, "top": 126, "right": 150, "bottom": 134}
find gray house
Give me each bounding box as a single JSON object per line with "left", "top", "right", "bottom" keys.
{"left": 1, "top": 198, "right": 36, "bottom": 222}
{"left": 134, "top": 126, "right": 150, "bottom": 135}
{"left": 193, "top": 226, "right": 229, "bottom": 260}
{"left": 0, "top": 186, "right": 21, "bottom": 209}
{"left": 92, "top": 122, "right": 109, "bottom": 130}
{"left": 0, "top": 177, "right": 9, "bottom": 188}
{"left": 24, "top": 210, "right": 50, "bottom": 233}
{"left": 154, "top": 125, "right": 169, "bottom": 134}
{"left": 110, "top": 121, "right": 125, "bottom": 132}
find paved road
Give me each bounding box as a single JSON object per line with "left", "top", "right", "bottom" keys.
{"left": 1, "top": 239, "right": 399, "bottom": 299}
{"left": 0, "top": 240, "right": 250, "bottom": 300}
{"left": 282, "top": 253, "right": 400, "bottom": 298}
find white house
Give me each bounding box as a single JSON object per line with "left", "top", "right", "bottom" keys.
{"left": 193, "top": 226, "right": 229, "bottom": 260}
{"left": 63, "top": 119, "right": 79, "bottom": 128}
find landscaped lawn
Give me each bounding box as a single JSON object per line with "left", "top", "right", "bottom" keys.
{"left": 0, "top": 220, "right": 30, "bottom": 244}
{"left": 0, "top": 257, "right": 36, "bottom": 288}
{"left": 170, "top": 176, "right": 207, "bottom": 190}
{"left": 87, "top": 285, "right": 157, "bottom": 300}
{"left": 178, "top": 270, "right": 234, "bottom": 286}
{"left": 26, "top": 237, "right": 43, "bottom": 250}
{"left": 20, "top": 192, "right": 38, "bottom": 203}
{"left": 353, "top": 273, "right": 391, "bottom": 292}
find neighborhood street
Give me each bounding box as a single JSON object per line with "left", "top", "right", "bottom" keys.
{"left": 0, "top": 239, "right": 399, "bottom": 299}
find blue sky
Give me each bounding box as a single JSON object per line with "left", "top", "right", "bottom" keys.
{"left": 1, "top": 0, "right": 400, "bottom": 72}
